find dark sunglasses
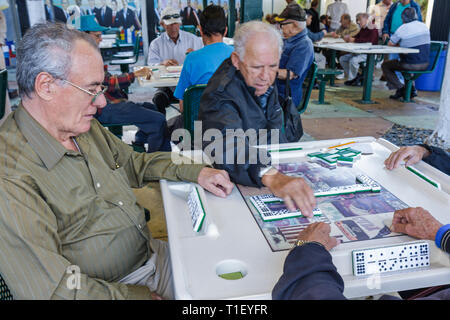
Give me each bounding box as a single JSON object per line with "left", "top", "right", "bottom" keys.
{"left": 162, "top": 14, "right": 181, "bottom": 20}
{"left": 279, "top": 21, "right": 294, "bottom": 26}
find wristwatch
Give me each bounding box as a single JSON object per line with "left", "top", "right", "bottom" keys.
{"left": 291, "top": 240, "right": 325, "bottom": 251}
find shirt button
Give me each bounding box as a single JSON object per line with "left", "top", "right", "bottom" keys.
{"left": 118, "top": 201, "right": 124, "bottom": 206}
{"left": 96, "top": 182, "right": 101, "bottom": 188}
{"left": 138, "top": 224, "right": 142, "bottom": 229}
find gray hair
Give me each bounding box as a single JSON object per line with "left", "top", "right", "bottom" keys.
{"left": 294, "top": 20, "right": 307, "bottom": 30}
{"left": 16, "top": 22, "right": 98, "bottom": 99}
{"left": 233, "top": 21, "right": 283, "bottom": 60}
{"left": 356, "top": 13, "right": 369, "bottom": 21}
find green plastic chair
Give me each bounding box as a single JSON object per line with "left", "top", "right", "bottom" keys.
{"left": 0, "top": 69, "right": 7, "bottom": 119}
{"left": 182, "top": 84, "right": 207, "bottom": 136}
{"left": 298, "top": 62, "right": 318, "bottom": 114}
{"left": 400, "top": 41, "right": 445, "bottom": 102}
{"left": 110, "top": 34, "right": 141, "bottom": 74}
{"left": 0, "top": 273, "right": 13, "bottom": 300}
{"left": 180, "top": 25, "right": 197, "bottom": 34}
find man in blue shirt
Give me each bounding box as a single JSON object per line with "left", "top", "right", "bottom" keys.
{"left": 382, "top": 0, "right": 422, "bottom": 42}
{"left": 381, "top": 7, "right": 430, "bottom": 100}
{"left": 169, "top": 5, "right": 234, "bottom": 133}
{"left": 275, "top": 4, "right": 314, "bottom": 108}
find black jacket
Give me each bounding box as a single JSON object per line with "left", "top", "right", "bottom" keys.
{"left": 199, "top": 58, "right": 288, "bottom": 188}
{"left": 420, "top": 144, "right": 450, "bottom": 175}
{"left": 95, "top": 6, "right": 113, "bottom": 27}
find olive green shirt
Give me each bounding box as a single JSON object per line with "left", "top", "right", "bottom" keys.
{"left": 336, "top": 22, "right": 360, "bottom": 38}
{"left": 0, "top": 104, "right": 206, "bottom": 299}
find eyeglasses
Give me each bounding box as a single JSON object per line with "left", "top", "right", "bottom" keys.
{"left": 279, "top": 21, "right": 293, "bottom": 27}
{"left": 162, "top": 14, "right": 181, "bottom": 20}
{"left": 61, "top": 79, "right": 107, "bottom": 104}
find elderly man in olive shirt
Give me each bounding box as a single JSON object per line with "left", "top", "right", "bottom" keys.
{"left": 0, "top": 23, "right": 233, "bottom": 300}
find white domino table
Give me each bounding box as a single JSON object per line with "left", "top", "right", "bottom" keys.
{"left": 160, "top": 136, "right": 450, "bottom": 299}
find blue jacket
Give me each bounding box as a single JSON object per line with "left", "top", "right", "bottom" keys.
{"left": 277, "top": 29, "right": 314, "bottom": 107}
{"left": 382, "top": 0, "right": 422, "bottom": 36}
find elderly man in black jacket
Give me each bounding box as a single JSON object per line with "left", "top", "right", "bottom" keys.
{"left": 198, "top": 21, "right": 316, "bottom": 217}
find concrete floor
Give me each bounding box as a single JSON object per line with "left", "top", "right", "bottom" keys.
{"left": 5, "top": 60, "right": 443, "bottom": 242}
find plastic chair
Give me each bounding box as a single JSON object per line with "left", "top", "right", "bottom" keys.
{"left": 0, "top": 273, "right": 13, "bottom": 300}
{"left": 298, "top": 62, "right": 318, "bottom": 114}
{"left": 110, "top": 34, "right": 141, "bottom": 74}
{"left": 182, "top": 84, "right": 207, "bottom": 136}
{"left": 180, "top": 25, "right": 197, "bottom": 34}
{"left": 0, "top": 69, "right": 7, "bottom": 119}
{"left": 400, "top": 41, "right": 445, "bottom": 102}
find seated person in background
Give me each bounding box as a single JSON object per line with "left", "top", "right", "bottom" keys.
{"left": 306, "top": 12, "right": 327, "bottom": 70}
{"left": 147, "top": 7, "right": 204, "bottom": 114}
{"left": 339, "top": 12, "right": 378, "bottom": 86}
{"left": 328, "top": 13, "right": 359, "bottom": 39}
{"left": 0, "top": 22, "right": 233, "bottom": 300}
{"left": 382, "top": 7, "right": 430, "bottom": 100}
{"left": 169, "top": 5, "right": 234, "bottom": 134}
{"left": 306, "top": 11, "right": 326, "bottom": 42}
{"left": 384, "top": 144, "right": 450, "bottom": 175}
{"left": 199, "top": 21, "right": 316, "bottom": 217}
{"left": 274, "top": 4, "right": 314, "bottom": 108}
{"left": 272, "top": 208, "right": 450, "bottom": 300}
{"left": 319, "top": 14, "right": 331, "bottom": 32}
{"left": 79, "top": 15, "right": 171, "bottom": 152}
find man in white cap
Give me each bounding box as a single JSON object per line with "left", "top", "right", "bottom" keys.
{"left": 148, "top": 7, "right": 203, "bottom": 113}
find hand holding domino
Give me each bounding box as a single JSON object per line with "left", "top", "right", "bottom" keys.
{"left": 384, "top": 146, "right": 431, "bottom": 170}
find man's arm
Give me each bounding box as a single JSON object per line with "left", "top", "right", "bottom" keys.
{"left": 0, "top": 178, "right": 155, "bottom": 300}
{"left": 272, "top": 222, "right": 344, "bottom": 300}
{"left": 147, "top": 38, "right": 163, "bottom": 65}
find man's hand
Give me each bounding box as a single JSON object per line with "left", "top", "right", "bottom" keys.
{"left": 185, "top": 48, "right": 194, "bottom": 55}
{"left": 197, "top": 167, "right": 234, "bottom": 198}
{"left": 262, "top": 169, "right": 316, "bottom": 217}
{"left": 296, "top": 222, "right": 340, "bottom": 251}
{"left": 343, "top": 35, "right": 353, "bottom": 43}
{"left": 384, "top": 145, "right": 430, "bottom": 170}
{"left": 382, "top": 33, "right": 389, "bottom": 42}
{"left": 162, "top": 59, "right": 178, "bottom": 66}
{"left": 134, "top": 67, "right": 152, "bottom": 80}
{"left": 390, "top": 207, "right": 443, "bottom": 240}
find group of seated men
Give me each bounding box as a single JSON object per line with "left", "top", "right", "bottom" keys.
{"left": 0, "top": 1, "right": 448, "bottom": 300}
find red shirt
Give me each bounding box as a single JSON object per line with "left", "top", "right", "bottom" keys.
{"left": 354, "top": 26, "right": 379, "bottom": 45}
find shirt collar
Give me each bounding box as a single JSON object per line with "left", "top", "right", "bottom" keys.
{"left": 15, "top": 102, "right": 78, "bottom": 170}
{"left": 163, "top": 30, "right": 182, "bottom": 44}
{"left": 286, "top": 28, "right": 307, "bottom": 43}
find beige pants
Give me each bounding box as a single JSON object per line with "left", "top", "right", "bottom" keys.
{"left": 0, "top": 47, "right": 11, "bottom": 126}
{"left": 119, "top": 238, "right": 174, "bottom": 299}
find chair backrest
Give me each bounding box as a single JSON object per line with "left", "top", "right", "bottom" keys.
{"left": 182, "top": 84, "right": 207, "bottom": 136}
{"left": 427, "top": 41, "right": 445, "bottom": 72}
{"left": 133, "top": 34, "right": 142, "bottom": 61}
{"left": 0, "top": 272, "right": 13, "bottom": 300}
{"left": 298, "top": 62, "right": 318, "bottom": 114}
{"left": 0, "top": 69, "right": 7, "bottom": 120}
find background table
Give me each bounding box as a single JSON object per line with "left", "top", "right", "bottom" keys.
{"left": 316, "top": 42, "right": 419, "bottom": 104}
{"left": 160, "top": 136, "right": 450, "bottom": 299}
{"left": 135, "top": 65, "right": 181, "bottom": 88}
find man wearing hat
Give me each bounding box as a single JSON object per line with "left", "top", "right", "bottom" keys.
{"left": 147, "top": 7, "right": 203, "bottom": 114}
{"left": 275, "top": 3, "right": 314, "bottom": 108}
{"left": 79, "top": 15, "right": 172, "bottom": 152}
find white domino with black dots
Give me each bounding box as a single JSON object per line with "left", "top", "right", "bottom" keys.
{"left": 352, "top": 241, "right": 430, "bottom": 276}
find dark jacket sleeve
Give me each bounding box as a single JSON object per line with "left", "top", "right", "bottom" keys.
{"left": 272, "top": 243, "right": 346, "bottom": 300}
{"left": 382, "top": 3, "right": 396, "bottom": 36}
{"left": 419, "top": 144, "right": 450, "bottom": 175}
{"left": 200, "top": 100, "right": 267, "bottom": 188}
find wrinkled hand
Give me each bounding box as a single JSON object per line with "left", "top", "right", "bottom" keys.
{"left": 134, "top": 67, "right": 152, "bottom": 80}
{"left": 384, "top": 145, "right": 430, "bottom": 170}
{"left": 262, "top": 169, "right": 316, "bottom": 217}
{"left": 390, "top": 207, "right": 443, "bottom": 240}
{"left": 297, "top": 222, "right": 340, "bottom": 251}
{"left": 162, "top": 59, "right": 178, "bottom": 66}
{"left": 197, "top": 167, "right": 234, "bottom": 198}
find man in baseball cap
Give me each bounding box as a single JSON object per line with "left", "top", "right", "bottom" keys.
{"left": 147, "top": 7, "right": 203, "bottom": 115}
{"left": 274, "top": 3, "right": 314, "bottom": 108}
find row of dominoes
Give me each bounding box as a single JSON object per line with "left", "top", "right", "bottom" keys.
{"left": 314, "top": 183, "right": 376, "bottom": 197}
{"left": 356, "top": 174, "right": 381, "bottom": 192}
{"left": 352, "top": 241, "right": 430, "bottom": 276}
